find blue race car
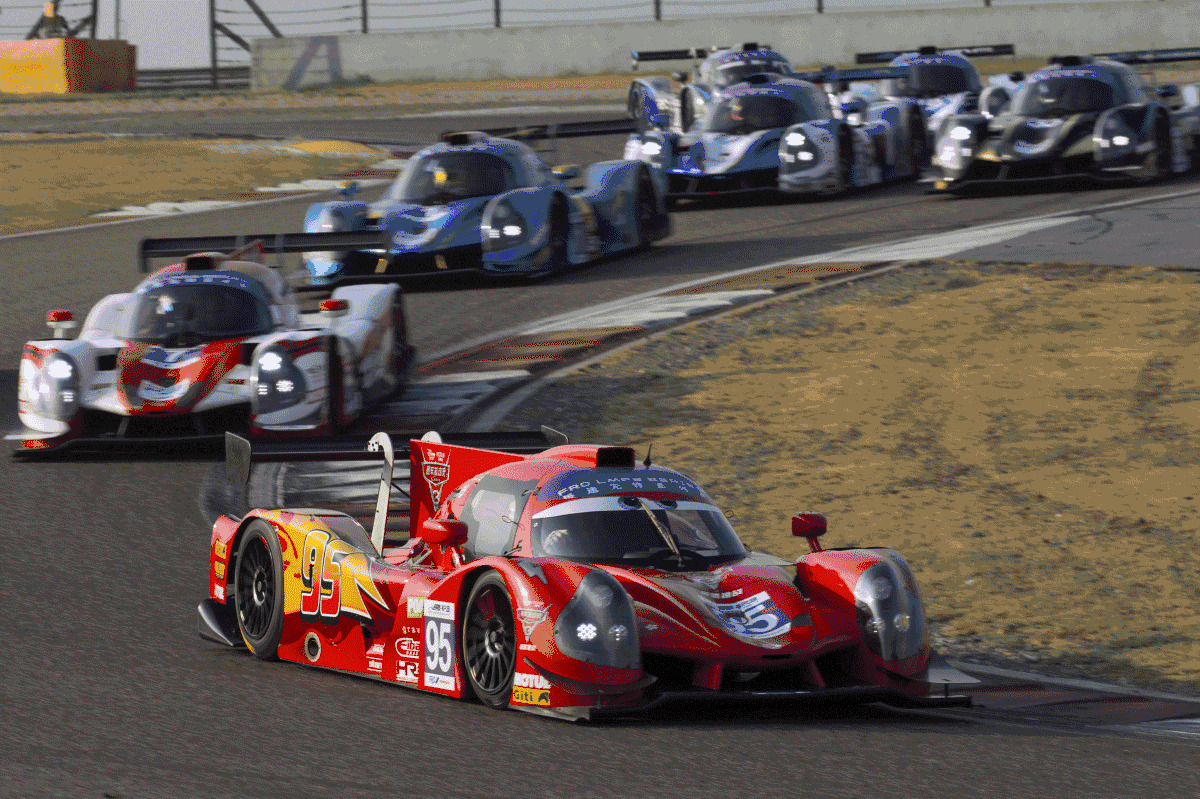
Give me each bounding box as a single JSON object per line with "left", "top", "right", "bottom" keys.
{"left": 623, "top": 70, "right": 927, "bottom": 200}
{"left": 853, "top": 44, "right": 1020, "bottom": 133}
{"left": 302, "top": 132, "right": 671, "bottom": 283}
{"left": 627, "top": 42, "right": 794, "bottom": 133}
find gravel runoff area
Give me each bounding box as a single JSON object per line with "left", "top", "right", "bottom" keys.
{"left": 498, "top": 260, "right": 1200, "bottom": 699}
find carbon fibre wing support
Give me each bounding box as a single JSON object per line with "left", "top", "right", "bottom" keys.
{"left": 855, "top": 44, "right": 1015, "bottom": 64}
{"left": 139, "top": 231, "right": 390, "bottom": 273}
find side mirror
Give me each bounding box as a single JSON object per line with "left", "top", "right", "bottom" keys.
{"left": 421, "top": 518, "right": 468, "bottom": 547}
{"left": 1008, "top": 70, "right": 1025, "bottom": 83}
{"left": 319, "top": 298, "right": 350, "bottom": 318}
{"left": 1157, "top": 83, "right": 1181, "bottom": 98}
{"left": 672, "top": 71, "right": 689, "bottom": 84}
{"left": 791, "top": 511, "right": 827, "bottom": 552}
{"left": 552, "top": 164, "right": 580, "bottom": 180}
{"left": 46, "top": 309, "right": 77, "bottom": 339}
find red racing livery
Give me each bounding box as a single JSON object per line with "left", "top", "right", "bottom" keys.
{"left": 200, "top": 430, "right": 973, "bottom": 720}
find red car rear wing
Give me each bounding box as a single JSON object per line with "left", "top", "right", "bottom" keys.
{"left": 224, "top": 428, "right": 561, "bottom": 552}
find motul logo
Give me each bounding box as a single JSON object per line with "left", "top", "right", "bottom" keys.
{"left": 513, "top": 672, "right": 551, "bottom": 690}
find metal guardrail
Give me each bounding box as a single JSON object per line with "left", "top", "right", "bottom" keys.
{"left": 135, "top": 66, "right": 251, "bottom": 91}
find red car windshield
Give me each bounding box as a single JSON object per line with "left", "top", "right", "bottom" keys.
{"left": 530, "top": 496, "right": 747, "bottom": 568}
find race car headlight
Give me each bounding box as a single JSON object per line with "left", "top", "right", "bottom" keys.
{"left": 853, "top": 557, "right": 927, "bottom": 662}
{"left": 310, "top": 207, "right": 344, "bottom": 233}
{"left": 1096, "top": 116, "right": 1136, "bottom": 155}
{"left": 554, "top": 570, "right": 640, "bottom": 670}
{"left": 250, "top": 345, "right": 308, "bottom": 415}
{"left": 780, "top": 132, "right": 822, "bottom": 170}
{"left": 935, "top": 126, "right": 976, "bottom": 171}
{"left": 635, "top": 137, "right": 667, "bottom": 168}
{"left": 25, "top": 353, "right": 80, "bottom": 421}
{"left": 483, "top": 200, "right": 529, "bottom": 252}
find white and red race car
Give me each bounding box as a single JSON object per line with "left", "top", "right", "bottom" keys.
{"left": 12, "top": 233, "right": 414, "bottom": 454}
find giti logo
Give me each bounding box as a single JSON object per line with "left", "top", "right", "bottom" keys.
{"left": 513, "top": 672, "right": 551, "bottom": 690}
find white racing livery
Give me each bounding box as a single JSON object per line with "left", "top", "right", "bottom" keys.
{"left": 13, "top": 234, "right": 414, "bottom": 454}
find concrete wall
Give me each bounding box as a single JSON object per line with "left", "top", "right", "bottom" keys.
{"left": 252, "top": 1, "right": 1200, "bottom": 90}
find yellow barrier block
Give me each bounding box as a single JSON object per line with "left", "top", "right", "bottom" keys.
{"left": 0, "top": 39, "right": 136, "bottom": 94}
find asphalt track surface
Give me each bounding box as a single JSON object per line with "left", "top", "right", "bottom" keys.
{"left": 4, "top": 104, "right": 1200, "bottom": 797}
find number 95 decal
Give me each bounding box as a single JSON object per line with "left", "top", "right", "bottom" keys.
{"left": 422, "top": 599, "right": 457, "bottom": 692}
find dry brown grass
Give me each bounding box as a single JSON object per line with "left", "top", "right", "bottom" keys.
{"left": 0, "top": 137, "right": 380, "bottom": 235}
{"left": 500, "top": 262, "right": 1200, "bottom": 691}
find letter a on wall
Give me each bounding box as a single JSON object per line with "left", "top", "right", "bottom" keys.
{"left": 284, "top": 36, "right": 344, "bottom": 90}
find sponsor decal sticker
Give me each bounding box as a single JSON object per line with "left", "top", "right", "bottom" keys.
{"left": 213, "top": 562, "right": 226, "bottom": 580}
{"left": 214, "top": 541, "right": 227, "bottom": 559}
{"left": 513, "top": 672, "right": 551, "bottom": 690}
{"left": 406, "top": 596, "right": 424, "bottom": 618}
{"left": 421, "top": 447, "right": 451, "bottom": 509}
{"left": 214, "top": 583, "right": 225, "bottom": 601}
{"left": 367, "top": 642, "right": 385, "bottom": 673}
{"left": 423, "top": 600, "right": 456, "bottom": 691}
{"left": 516, "top": 605, "right": 548, "bottom": 638}
{"left": 511, "top": 687, "right": 551, "bottom": 707}
{"left": 395, "top": 637, "right": 420, "bottom": 660}
{"left": 395, "top": 661, "right": 419, "bottom": 684}
{"left": 708, "top": 590, "right": 791, "bottom": 639}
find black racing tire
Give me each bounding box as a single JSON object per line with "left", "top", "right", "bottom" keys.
{"left": 544, "top": 197, "right": 571, "bottom": 276}
{"left": 461, "top": 572, "right": 518, "bottom": 709}
{"left": 1152, "top": 116, "right": 1173, "bottom": 179}
{"left": 629, "top": 86, "right": 652, "bottom": 133}
{"left": 907, "top": 106, "right": 931, "bottom": 175}
{"left": 836, "top": 130, "right": 854, "bottom": 192}
{"left": 680, "top": 89, "right": 695, "bottom": 132}
{"left": 233, "top": 519, "right": 285, "bottom": 661}
{"left": 634, "top": 166, "right": 659, "bottom": 246}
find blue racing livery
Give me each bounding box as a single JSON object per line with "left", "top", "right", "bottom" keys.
{"left": 624, "top": 70, "right": 928, "bottom": 200}
{"left": 852, "top": 45, "right": 1021, "bottom": 133}
{"left": 301, "top": 132, "right": 671, "bottom": 283}
{"left": 627, "top": 43, "right": 794, "bottom": 133}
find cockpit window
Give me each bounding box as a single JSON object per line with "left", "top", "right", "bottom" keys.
{"left": 713, "top": 59, "right": 790, "bottom": 88}
{"left": 530, "top": 497, "right": 747, "bottom": 569}
{"left": 1012, "top": 76, "right": 1118, "bottom": 116}
{"left": 387, "top": 151, "right": 517, "bottom": 205}
{"left": 885, "top": 63, "right": 977, "bottom": 98}
{"left": 458, "top": 475, "right": 539, "bottom": 559}
{"left": 703, "top": 94, "right": 813, "bottom": 134}
{"left": 121, "top": 282, "right": 272, "bottom": 346}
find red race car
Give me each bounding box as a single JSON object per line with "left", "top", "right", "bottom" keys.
{"left": 200, "top": 430, "right": 974, "bottom": 720}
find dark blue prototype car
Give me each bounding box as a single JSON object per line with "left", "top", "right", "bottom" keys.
{"left": 302, "top": 132, "right": 671, "bottom": 282}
